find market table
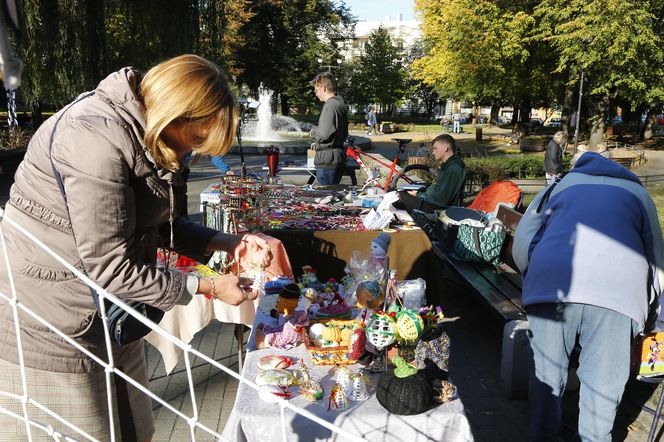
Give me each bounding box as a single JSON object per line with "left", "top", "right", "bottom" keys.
{"left": 221, "top": 307, "right": 474, "bottom": 442}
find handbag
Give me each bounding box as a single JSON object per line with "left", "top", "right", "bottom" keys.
{"left": 48, "top": 93, "right": 164, "bottom": 345}
{"left": 451, "top": 224, "right": 506, "bottom": 266}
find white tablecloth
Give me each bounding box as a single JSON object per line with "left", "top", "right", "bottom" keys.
{"left": 221, "top": 345, "right": 474, "bottom": 442}
{"left": 222, "top": 299, "right": 474, "bottom": 442}
{"left": 145, "top": 295, "right": 259, "bottom": 373}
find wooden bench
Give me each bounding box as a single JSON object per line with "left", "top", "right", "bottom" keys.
{"left": 415, "top": 205, "right": 529, "bottom": 398}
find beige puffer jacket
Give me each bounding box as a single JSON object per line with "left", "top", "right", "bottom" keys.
{"left": 0, "top": 68, "right": 218, "bottom": 373}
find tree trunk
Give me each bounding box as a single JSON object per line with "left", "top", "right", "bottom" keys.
{"left": 640, "top": 102, "right": 659, "bottom": 140}
{"left": 31, "top": 102, "right": 44, "bottom": 129}
{"left": 588, "top": 94, "right": 610, "bottom": 148}
{"left": 280, "top": 94, "right": 290, "bottom": 116}
{"left": 490, "top": 103, "right": 499, "bottom": 125}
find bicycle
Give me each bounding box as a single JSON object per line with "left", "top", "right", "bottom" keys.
{"left": 344, "top": 136, "right": 434, "bottom": 192}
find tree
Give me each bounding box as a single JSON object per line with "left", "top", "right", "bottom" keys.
{"left": 535, "top": 0, "right": 664, "bottom": 144}
{"left": 406, "top": 41, "right": 441, "bottom": 118}
{"left": 352, "top": 27, "right": 408, "bottom": 113}
{"left": 235, "top": 0, "right": 354, "bottom": 115}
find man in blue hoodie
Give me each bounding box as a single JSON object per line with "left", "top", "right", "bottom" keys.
{"left": 513, "top": 152, "right": 664, "bottom": 441}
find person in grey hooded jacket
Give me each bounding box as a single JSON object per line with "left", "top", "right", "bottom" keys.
{"left": 0, "top": 55, "right": 273, "bottom": 441}
{"left": 310, "top": 72, "right": 348, "bottom": 185}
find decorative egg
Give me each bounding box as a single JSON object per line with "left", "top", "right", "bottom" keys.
{"left": 255, "top": 369, "right": 294, "bottom": 387}
{"left": 365, "top": 313, "right": 397, "bottom": 349}
{"left": 355, "top": 280, "right": 384, "bottom": 309}
{"left": 257, "top": 355, "right": 297, "bottom": 371}
{"left": 299, "top": 380, "right": 324, "bottom": 401}
{"left": 258, "top": 384, "right": 291, "bottom": 403}
{"left": 395, "top": 309, "right": 424, "bottom": 341}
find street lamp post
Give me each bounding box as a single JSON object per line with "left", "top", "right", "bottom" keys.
{"left": 317, "top": 58, "right": 342, "bottom": 73}
{"left": 572, "top": 70, "right": 584, "bottom": 155}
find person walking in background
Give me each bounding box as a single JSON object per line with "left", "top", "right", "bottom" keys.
{"left": 513, "top": 152, "right": 664, "bottom": 441}
{"left": 366, "top": 106, "right": 380, "bottom": 136}
{"left": 0, "top": 54, "right": 273, "bottom": 441}
{"left": 309, "top": 72, "right": 348, "bottom": 185}
{"left": 544, "top": 131, "right": 566, "bottom": 184}
{"left": 452, "top": 111, "right": 461, "bottom": 134}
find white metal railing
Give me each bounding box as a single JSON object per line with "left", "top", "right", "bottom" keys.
{"left": 0, "top": 207, "right": 365, "bottom": 442}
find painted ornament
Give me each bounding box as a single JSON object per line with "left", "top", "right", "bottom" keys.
{"left": 365, "top": 312, "right": 397, "bottom": 350}
{"left": 298, "top": 364, "right": 324, "bottom": 401}
{"left": 258, "top": 384, "right": 291, "bottom": 403}
{"left": 355, "top": 280, "right": 383, "bottom": 309}
{"left": 257, "top": 355, "right": 297, "bottom": 371}
{"left": 255, "top": 369, "right": 295, "bottom": 387}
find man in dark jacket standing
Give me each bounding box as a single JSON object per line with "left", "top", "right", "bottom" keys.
{"left": 310, "top": 72, "right": 348, "bottom": 185}
{"left": 544, "top": 131, "right": 565, "bottom": 184}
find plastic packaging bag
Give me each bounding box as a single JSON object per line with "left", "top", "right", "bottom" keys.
{"left": 396, "top": 279, "right": 427, "bottom": 309}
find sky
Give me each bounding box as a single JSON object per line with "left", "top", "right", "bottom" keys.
{"left": 342, "top": 0, "right": 416, "bottom": 21}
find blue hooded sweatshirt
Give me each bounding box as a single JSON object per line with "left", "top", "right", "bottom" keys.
{"left": 513, "top": 152, "right": 664, "bottom": 330}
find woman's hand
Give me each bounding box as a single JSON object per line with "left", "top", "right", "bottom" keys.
{"left": 232, "top": 233, "right": 273, "bottom": 268}
{"left": 202, "top": 274, "right": 246, "bottom": 306}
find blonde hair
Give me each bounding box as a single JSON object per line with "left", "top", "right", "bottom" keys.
{"left": 141, "top": 54, "right": 238, "bottom": 171}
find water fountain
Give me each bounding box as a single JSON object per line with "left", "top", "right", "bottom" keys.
{"left": 231, "top": 87, "right": 312, "bottom": 154}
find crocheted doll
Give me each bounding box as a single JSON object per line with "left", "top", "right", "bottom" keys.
{"left": 371, "top": 232, "right": 391, "bottom": 266}
{"left": 255, "top": 310, "right": 309, "bottom": 350}
{"left": 271, "top": 283, "right": 301, "bottom": 317}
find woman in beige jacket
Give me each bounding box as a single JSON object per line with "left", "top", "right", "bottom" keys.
{"left": 0, "top": 55, "right": 272, "bottom": 441}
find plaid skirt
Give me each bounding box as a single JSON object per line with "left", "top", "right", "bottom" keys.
{"left": 0, "top": 340, "right": 154, "bottom": 441}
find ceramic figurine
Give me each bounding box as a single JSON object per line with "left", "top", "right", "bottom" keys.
{"left": 298, "top": 364, "right": 324, "bottom": 401}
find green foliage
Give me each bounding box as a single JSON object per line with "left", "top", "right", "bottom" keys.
{"left": 349, "top": 27, "right": 408, "bottom": 111}
{"left": 464, "top": 155, "right": 545, "bottom": 189}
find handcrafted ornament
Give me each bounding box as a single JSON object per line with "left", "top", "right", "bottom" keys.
{"left": 334, "top": 366, "right": 353, "bottom": 390}
{"left": 371, "top": 232, "right": 391, "bottom": 265}
{"left": 355, "top": 280, "right": 384, "bottom": 310}
{"left": 255, "top": 369, "right": 295, "bottom": 387}
{"left": 432, "top": 379, "right": 457, "bottom": 403}
{"left": 395, "top": 309, "right": 424, "bottom": 342}
{"left": 365, "top": 312, "right": 397, "bottom": 350}
{"left": 257, "top": 355, "right": 297, "bottom": 371}
{"left": 414, "top": 329, "right": 451, "bottom": 373}
{"left": 316, "top": 303, "right": 352, "bottom": 320}
{"left": 255, "top": 311, "right": 309, "bottom": 350}
{"left": 298, "top": 364, "right": 324, "bottom": 401}
{"left": 376, "top": 357, "right": 432, "bottom": 415}
{"left": 251, "top": 266, "right": 266, "bottom": 297}
{"left": 258, "top": 384, "right": 291, "bottom": 403}
{"left": 348, "top": 373, "right": 370, "bottom": 402}
{"left": 328, "top": 383, "right": 349, "bottom": 411}
{"left": 273, "top": 283, "right": 302, "bottom": 316}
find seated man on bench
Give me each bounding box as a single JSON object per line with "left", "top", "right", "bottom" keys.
{"left": 394, "top": 134, "right": 466, "bottom": 212}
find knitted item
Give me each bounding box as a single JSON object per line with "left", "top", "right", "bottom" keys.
{"left": 414, "top": 329, "right": 451, "bottom": 372}
{"left": 376, "top": 369, "right": 432, "bottom": 415}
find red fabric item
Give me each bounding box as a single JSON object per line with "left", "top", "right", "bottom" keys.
{"left": 468, "top": 180, "right": 522, "bottom": 213}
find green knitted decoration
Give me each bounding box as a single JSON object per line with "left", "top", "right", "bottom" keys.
{"left": 393, "top": 356, "right": 417, "bottom": 378}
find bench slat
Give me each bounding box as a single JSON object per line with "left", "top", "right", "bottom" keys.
{"left": 432, "top": 242, "right": 526, "bottom": 323}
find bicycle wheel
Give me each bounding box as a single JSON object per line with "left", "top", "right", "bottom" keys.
{"left": 390, "top": 164, "right": 435, "bottom": 191}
